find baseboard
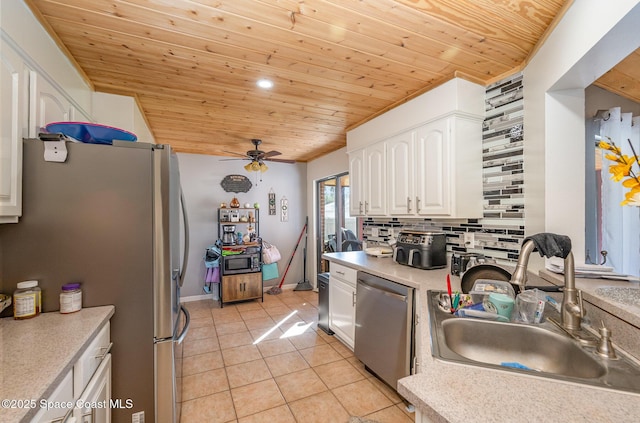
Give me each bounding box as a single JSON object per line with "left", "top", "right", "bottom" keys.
{"left": 263, "top": 283, "right": 298, "bottom": 292}
{"left": 181, "top": 292, "right": 215, "bottom": 303}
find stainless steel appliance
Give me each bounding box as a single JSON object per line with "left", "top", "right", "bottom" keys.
{"left": 222, "top": 250, "right": 261, "bottom": 275}
{"left": 317, "top": 272, "right": 333, "bottom": 335}
{"left": 0, "top": 139, "right": 190, "bottom": 423}
{"left": 222, "top": 224, "right": 237, "bottom": 245}
{"left": 450, "top": 252, "right": 485, "bottom": 276}
{"left": 392, "top": 231, "right": 447, "bottom": 269}
{"left": 355, "top": 272, "right": 415, "bottom": 390}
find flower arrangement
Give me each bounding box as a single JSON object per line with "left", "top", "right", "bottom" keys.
{"left": 598, "top": 137, "right": 640, "bottom": 206}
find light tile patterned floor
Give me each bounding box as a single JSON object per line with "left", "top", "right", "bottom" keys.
{"left": 179, "top": 289, "right": 414, "bottom": 423}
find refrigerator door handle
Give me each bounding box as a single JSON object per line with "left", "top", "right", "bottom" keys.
{"left": 175, "top": 304, "right": 190, "bottom": 344}
{"left": 178, "top": 189, "right": 190, "bottom": 287}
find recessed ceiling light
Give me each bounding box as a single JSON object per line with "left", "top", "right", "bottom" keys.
{"left": 257, "top": 79, "right": 274, "bottom": 89}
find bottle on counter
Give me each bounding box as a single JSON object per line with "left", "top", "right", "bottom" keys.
{"left": 60, "top": 283, "right": 82, "bottom": 314}
{"left": 13, "top": 280, "right": 41, "bottom": 319}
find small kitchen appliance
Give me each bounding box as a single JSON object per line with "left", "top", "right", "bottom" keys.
{"left": 222, "top": 224, "right": 237, "bottom": 245}
{"left": 222, "top": 250, "right": 261, "bottom": 275}
{"left": 393, "top": 230, "right": 446, "bottom": 270}
{"left": 450, "top": 252, "right": 485, "bottom": 276}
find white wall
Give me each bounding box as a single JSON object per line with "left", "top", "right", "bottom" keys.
{"left": 306, "top": 147, "right": 349, "bottom": 284}
{"left": 92, "top": 92, "right": 155, "bottom": 143}
{"left": 178, "top": 152, "right": 307, "bottom": 299}
{"left": 523, "top": 0, "right": 640, "bottom": 270}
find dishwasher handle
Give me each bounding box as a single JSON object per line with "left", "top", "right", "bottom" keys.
{"left": 358, "top": 279, "right": 408, "bottom": 302}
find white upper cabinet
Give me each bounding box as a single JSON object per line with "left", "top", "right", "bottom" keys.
{"left": 28, "top": 72, "right": 76, "bottom": 138}
{"left": 349, "top": 143, "right": 387, "bottom": 216}
{"left": 0, "top": 40, "right": 28, "bottom": 223}
{"left": 387, "top": 131, "right": 416, "bottom": 215}
{"left": 416, "top": 118, "right": 453, "bottom": 216}
{"left": 347, "top": 78, "right": 484, "bottom": 219}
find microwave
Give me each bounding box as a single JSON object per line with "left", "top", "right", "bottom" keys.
{"left": 222, "top": 251, "right": 261, "bottom": 275}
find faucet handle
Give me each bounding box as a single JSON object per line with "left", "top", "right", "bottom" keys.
{"left": 577, "top": 289, "right": 586, "bottom": 318}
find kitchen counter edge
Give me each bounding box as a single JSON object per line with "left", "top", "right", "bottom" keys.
{"left": 323, "top": 252, "right": 640, "bottom": 423}
{"left": 0, "top": 305, "right": 115, "bottom": 423}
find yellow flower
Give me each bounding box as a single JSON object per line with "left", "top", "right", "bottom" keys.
{"left": 621, "top": 185, "right": 640, "bottom": 206}
{"left": 608, "top": 158, "right": 634, "bottom": 181}
{"left": 598, "top": 137, "right": 640, "bottom": 206}
{"left": 599, "top": 140, "right": 622, "bottom": 154}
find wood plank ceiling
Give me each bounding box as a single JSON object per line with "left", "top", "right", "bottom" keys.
{"left": 24, "top": 0, "right": 638, "bottom": 162}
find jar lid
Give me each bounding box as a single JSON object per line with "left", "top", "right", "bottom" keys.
{"left": 62, "top": 283, "right": 81, "bottom": 291}
{"left": 17, "top": 280, "right": 38, "bottom": 289}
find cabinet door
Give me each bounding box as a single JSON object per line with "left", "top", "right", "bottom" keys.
{"left": 0, "top": 41, "right": 27, "bottom": 222}
{"left": 415, "top": 119, "right": 451, "bottom": 216}
{"left": 243, "top": 272, "right": 262, "bottom": 298}
{"left": 328, "top": 277, "right": 355, "bottom": 348}
{"left": 29, "top": 71, "right": 74, "bottom": 138}
{"left": 387, "top": 131, "right": 416, "bottom": 215}
{"left": 222, "top": 273, "right": 262, "bottom": 303}
{"left": 348, "top": 149, "right": 365, "bottom": 216}
{"left": 221, "top": 274, "right": 244, "bottom": 302}
{"left": 74, "top": 353, "right": 111, "bottom": 423}
{"left": 364, "top": 143, "right": 387, "bottom": 216}
{"left": 30, "top": 370, "right": 74, "bottom": 422}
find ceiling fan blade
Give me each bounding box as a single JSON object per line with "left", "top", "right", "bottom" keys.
{"left": 260, "top": 150, "right": 282, "bottom": 159}
{"left": 264, "top": 157, "right": 296, "bottom": 164}
{"left": 219, "top": 158, "right": 248, "bottom": 161}
{"left": 223, "top": 150, "right": 250, "bottom": 158}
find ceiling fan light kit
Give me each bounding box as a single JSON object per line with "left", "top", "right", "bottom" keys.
{"left": 244, "top": 161, "right": 268, "bottom": 172}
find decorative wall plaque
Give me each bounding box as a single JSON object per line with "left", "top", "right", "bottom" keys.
{"left": 281, "top": 196, "right": 288, "bottom": 222}
{"left": 268, "top": 189, "right": 276, "bottom": 215}
{"left": 221, "top": 174, "right": 252, "bottom": 193}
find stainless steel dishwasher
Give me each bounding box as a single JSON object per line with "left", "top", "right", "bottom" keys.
{"left": 355, "top": 271, "right": 415, "bottom": 390}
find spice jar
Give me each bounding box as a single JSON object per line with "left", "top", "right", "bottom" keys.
{"left": 13, "top": 280, "right": 41, "bottom": 319}
{"left": 60, "top": 283, "right": 82, "bottom": 314}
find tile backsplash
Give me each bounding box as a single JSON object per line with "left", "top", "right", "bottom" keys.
{"left": 363, "top": 72, "right": 525, "bottom": 265}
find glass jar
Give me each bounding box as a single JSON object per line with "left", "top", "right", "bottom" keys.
{"left": 13, "top": 280, "right": 41, "bottom": 319}
{"left": 60, "top": 283, "right": 82, "bottom": 314}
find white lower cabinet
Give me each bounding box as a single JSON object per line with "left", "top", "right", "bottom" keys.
{"left": 328, "top": 263, "right": 357, "bottom": 349}
{"left": 73, "top": 354, "right": 111, "bottom": 423}
{"left": 31, "top": 321, "right": 111, "bottom": 423}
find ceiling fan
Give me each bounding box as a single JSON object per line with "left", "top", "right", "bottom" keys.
{"left": 222, "top": 139, "right": 295, "bottom": 172}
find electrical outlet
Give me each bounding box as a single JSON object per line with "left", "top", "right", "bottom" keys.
{"left": 132, "top": 411, "right": 145, "bottom": 423}
{"left": 463, "top": 232, "right": 475, "bottom": 248}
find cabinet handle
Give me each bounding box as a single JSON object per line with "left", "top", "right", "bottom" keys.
{"left": 94, "top": 342, "right": 113, "bottom": 360}
{"left": 364, "top": 201, "right": 369, "bottom": 214}
{"left": 352, "top": 291, "right": 356, "bottom": 307}
{"left": 407, "top": 196, "right": 412, "bottom": 213}
{"left": 336, "top": 270, "right": 345, "bottom": 276}
{"left": 359, "top": 201, "right": 363, "bottom": 214}
{"left": 416, "top": 196, "right": 421, "bottom": 213}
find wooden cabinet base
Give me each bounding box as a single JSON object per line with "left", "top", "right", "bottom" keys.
{"left": 221, "top": 272, "right": 263, "bottom": 306}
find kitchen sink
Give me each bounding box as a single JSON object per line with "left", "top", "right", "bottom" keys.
{"left": 428, "top": 290, "right": 640, "bottom": 393}
{"left": 441, "top": 318, "right": 605, "bottom": 378}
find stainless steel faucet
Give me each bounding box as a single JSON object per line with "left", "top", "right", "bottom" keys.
{"left": 510, "top": 239, "right": 584, "bottom": 331}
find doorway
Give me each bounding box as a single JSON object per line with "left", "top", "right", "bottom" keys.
{"left": 316, "top": 173, "right": 361, "bottom": 273}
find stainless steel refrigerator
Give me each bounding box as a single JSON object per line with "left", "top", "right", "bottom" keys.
{"left": 0, "top": 138, "right": 190, "bottom": 423}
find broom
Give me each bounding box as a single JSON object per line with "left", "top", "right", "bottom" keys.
{"left": 266, "top": 220, "right": 307, "bottom": 295}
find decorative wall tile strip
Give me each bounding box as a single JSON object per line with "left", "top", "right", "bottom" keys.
{"left": 363, "top": 72, "right": 525, "bottom": 264}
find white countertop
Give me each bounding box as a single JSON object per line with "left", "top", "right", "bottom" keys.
{"left": 0, "top": 306, "right": 115, "bottom": 423}
{"left": 323, "top": 252, "right": 640, "bottom": 423}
